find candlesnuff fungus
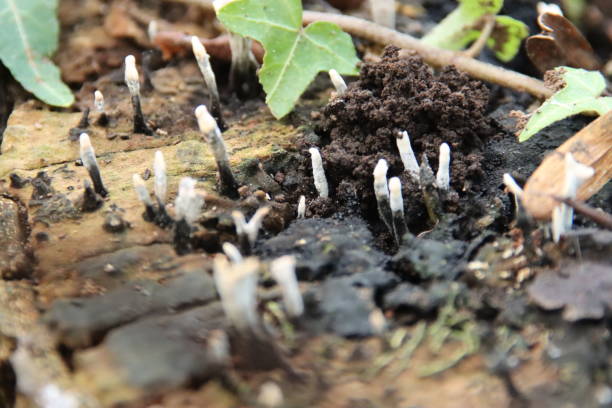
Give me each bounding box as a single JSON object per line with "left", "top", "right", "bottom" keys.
{"left": 132, "top": 173, "right": 156, "bottom": 220}
{"left": 173, "top": 177, "right": 203, "bottom": 254}
{"left": 389, "top": 177, "right": 408, "bottom": 245}
{"left": 308, "top": 147, "right": 329, "bottom": 198}
{"left": 232, "top": 207, "right": 271, "bottom": 254}
{"left": 270, "top": 255, "right": 303, "bottom": 318}
{"left": 222, "top": 242, "right": 243, "bottom": 263}
{"left": 124, "top": 55, "right": 153, "bottom": 135}
{"left": 297, "top": 195, "right": 306, "bottom": 219}
{"left": 373, "top": 158, "right": 393, "bottom": 234}
{"left": 93, "top": 90, "right": 108, "bottom": 126}
{"left": 79, "top": 133, "right": 108, "bottom": 197}
{"left": 436, "top": 143, "right": 451, "bottom": 191}
{"left": 328, "top": 69, "right": 347, "bottom": 95}
{"left": 192, "top": 36, "right": 226, "bottom": 130}
{"left": 396, "top": 131, "right": 420, "bottom": 182}
{"left": 551, "top": 153, "right": 594, "bottom": 242}
{"left": 195, "top": 105, "right": 239, "bottom": 198}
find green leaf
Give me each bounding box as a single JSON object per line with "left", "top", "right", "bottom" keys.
{"left": 518, "top": 67, "right": 612, "bottom": 142}
{"left": 0, "top": 0, "right": 74, "bottom": 107}
{"left": 422, "top": 0, "right": 528, "bottom": 62}
{"left": 215, "top": 0, "right": 359, "bottom": 119}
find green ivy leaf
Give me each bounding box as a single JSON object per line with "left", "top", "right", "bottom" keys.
{"left": 0, "top": 0, "right": 74, "bottom": 107}
{"left": 215, "top": 0, "right": 359, "bottom": 119}
{"left": 422, "top": 0, "right": 528, "bottom": 62}
{"left": 518, "top": 67, "right": 612, "bottom": 142}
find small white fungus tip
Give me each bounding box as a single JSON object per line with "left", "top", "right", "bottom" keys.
{"left": 370, "top": 0, "right": 396, "bottom": 28}
{"left": 232, "top": 211, "right": 247, "bottom": 235}
{"left": 257, "top": 381, "right": 285, "bottom": 408}
{"left": 396, "top": 131, "right": 420, "bottom": 180}
{"left": 537, "top": 2, "right": 563, "bottom": 16}
{"left": 297, "top": 195, "right": 306, "bottom": 219}
{"left": 154, "top": 150, "right": 167, "bottom": 204}
{"left": 309, "top": 147, "right": 329, "bottom": 198}
{"left": 328, "top": 69, "right": 347, "bottom": 95}
{"left": 222, "top": 242, "right": 243, "bottom": 264}
{"left": 79, "top": 133, "right": 97, "bottom": 169}
{"left": 436, "top": 143, "right": 451, "bottom": 190}
{"left": 174, "top": 177, "right": 202, "bottom": 224}
{"left": 124, "top": 55, "right": 140, "bottom": 95}
{"left": 389, "top": 177, "right": 403, "bottom": 213}
{"left": 148, "top": 20, "right": 158, "bottom": 42}
{"left": 502, "top": 173, "right": 524, "bottom": 199}
{"left": 373, "top": 158, "right": 390, "bottom": 199}
{"left": 94, "top": 90, "right": 104, "bottom": 112}
{"left": 271, "top": 255, "right": 303, "bottom": 318}
{"left": 132, "top": 173, "right": 153, "bottom": 206}
{"left": 245, "top": 207, "right": 270, "bottom": 245}
{"left": 195, "top": 105, "right": 219, "bottom": 136}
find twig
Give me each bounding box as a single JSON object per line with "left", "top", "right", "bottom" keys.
{"left": 463, "top": 15, "right": 496, "bottom": 59}
{"left": 302, "top": 11, "right": 554, "bottom": 99}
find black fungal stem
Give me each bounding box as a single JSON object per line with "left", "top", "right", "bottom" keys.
{"left": 77, "top": 108, "right": 90, "bottom": 128}
{"left": 131, "top": 95, "right": 153, "bottom": 135}
{"left": 174, "top": 219, "right": 193, "bottom": 255}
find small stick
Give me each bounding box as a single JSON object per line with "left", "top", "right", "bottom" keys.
{"left": 396, "top": 131, "right": 420, "bottom": 181}
{"left": 308, "top": 147, "right": 329, "bottom": 198}
{"left": 302, "top": 11, "right": 553, "bottom": 99}
{"left": 436, "top": 143, "right": 451, "bottom": 191}
{"left": 328, "top": 69, "right": 347, "bottom": 95}
{"left": 94, "top": 90, "right": 109, "bottom": 126}
{"left": 124, "top": 55, "right": 153, "bottom": 135}
{"left": 79, "top": 133, "right": 108, "bottom": 197}
{"left": 132, "top": 173, "right": 157, "bottom": 221}
{"left": 389, "top": 177, "right": 408, "bottom": 245}
{"left": 195, "top": 105, "right": 239, "bottom": 198}
{"left": 373, "top": 158, "right": 393, "bottom": 234}
{"left": 192, "top": 36, "right": 227, "bottom": 131}
{"left": 463, "top": 15, "right": 496, "bottom": 58}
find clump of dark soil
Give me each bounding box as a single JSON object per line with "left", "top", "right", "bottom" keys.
{"left": 308, "top": 46, "right": 499, "bottom": 227}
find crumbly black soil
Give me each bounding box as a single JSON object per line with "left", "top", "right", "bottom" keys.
{"left": 303, "top": 47, "right": 499, "bottom": 229}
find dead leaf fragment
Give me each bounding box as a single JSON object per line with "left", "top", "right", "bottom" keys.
{"left": 526, "top": 11, "right": 600, "bottom": 73}
{"left": 528, "top": 260, "right": 612, "bottom": 321}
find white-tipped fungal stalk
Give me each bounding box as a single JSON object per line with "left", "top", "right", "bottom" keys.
{"left": 328, "top": 69, "right": 347, "bottom": 95}
{"left": 297, "top": 195, "right": 306, "bottom": 219}
{"left": 389, "top": 177, "right": 408, "bottom": 244}
{"left": 192, "top": 36, "right": 225, "bottom": 130}
{"left": 222, "top": 242, "right": 243, "bottom": 264}
{"left": 270, "top": 255, "right": 303, "bottom": 318}
{"left": 370, "top": 0, "right": 396, "bottom": 28}
{"left": 308, "top": 147, "right": 329, "bottom": 198}
{"left": 537, "top": 2, "right": 563, "bottom": 15}
{"left": 154, "top": 150, "right": 167, "bottom": 205}
{"left": 502, "top": 173, "right": 524, "bottom": 200}
{"left": 79, "top": 133, "right": 108, "bottom": 197}
{"left": 245, "top": 207, "right": 270, "bottom": 246}
{"left": 132, "top": 173, "right": 156, "bottom": 220}
{"left": 174, "top": 177, "right": 203, "bottom": 225}
{"left": 195, "top": 105, "right": 239, "bottom": 198}
{"left": 257, "top": 381, "right": 285, "bottom": 408}
{"left": 373, "top": 159, "right": 393, "bottom": 233}
{"left": 551, "top": 153, "right": 594, "bottom": 242}
{"left": 147, "top": 20, "right": 158, "bottom": 42}
{"left": 396, "top": 131, "right": 420, "bottom": 181}
{"left": 436, "top": 143, "right": 451, "bottom": 191}
{"left": 213, "top": 255, "right": 260, "bottom": 332}
{"left": 124, "top": 55, "right": 152, "bottom": 134}
{"left": 94, "top": 90, "right": 104, "bottom": 112}
{"left": 228, "top": 32, "right": 259, "bottom": 97}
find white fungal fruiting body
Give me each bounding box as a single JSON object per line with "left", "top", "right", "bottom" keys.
{"left": 245, "top": 207, "right": 270, "bottom": 245}
{"left": 389, "top": 177, "right": 404, "bottom": 214}
{"left": 436, "top": 143, "right": 451, "bottom": 190}
{"left": 370, "top": 0, "right": 396, "bottom": 28}
{"left": 154, "top": 150, "right": 167, "bottom": 205}
{"left": 174, "top": 177, "right": 202, "bottom": 224}
{"left": 147, "top": 20, "right": 158, "bottom": 42}
{"left": 328, "top": 69, "right": 347, "bottom": 95}
{"left": 222, "top": 242, "right": 243, "bottom": 264}
{"left": 94, "top": 90, "right": 104, "bottom": 112}
{"left": 308, "top": 147, "right": 329, "bottom": 198}
{"left": 297, "top": 195, "right": 306, "bottom": 219}
{"left": 502, "top": 173, "right": 524, "bottom": 199}
{"left": 396, "top": 131, "right": 420, "bottom": 181}
{"left": 270, "top": 255, "right": 303, "bottom": 318}
{"left": 373, "top": 159, "right": 390, "bottom": 201}
{"left": 537, "top": 2, "right": 563, "bottom": 15}
{"left": 192, "top": 37, "right": 220, "bottom": 99}
{"left": 195, "top": 105, "right": 230, "bottom": 165}
{"left": 213, "top": 255, "right": 260, "bottom": 331}
{"left": 79, "top": 133, "right": 98, "bottom": 172}
{"left": 232, "top": 211, "right": 247, "bottom": 236}
{"left": 124, "top": 55, "right": 140, "bottom": 96}
{"left": 552, "top": 153, "right": 594, "bottom": 242}
{"left": 132, "top": 174, "right": 153, "bottom": 206}
{"left": 257, "top": 382, "right": 285, "bottom": 408}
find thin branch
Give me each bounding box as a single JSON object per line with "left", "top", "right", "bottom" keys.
{"left": 303, "top": 11, "right": 554, "bottom": 99}
{"left": 463, "top": 15, "right": 496, "bottom": 59}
